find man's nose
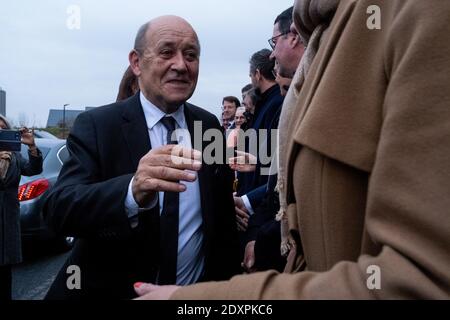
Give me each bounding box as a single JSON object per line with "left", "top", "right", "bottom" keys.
{"left": 170, "top": 51, "right": 188, "bottom": 73}
{"left": 269, "top": 50, "right": 276, "bottom": 60}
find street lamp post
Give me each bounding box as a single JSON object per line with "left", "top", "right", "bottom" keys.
{"left": 62, "top": 103, "right": 69, "bottom": 138}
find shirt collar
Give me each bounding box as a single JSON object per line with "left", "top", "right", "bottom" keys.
{"left": 139, "top": 91, "right": 186, "bottom": 130}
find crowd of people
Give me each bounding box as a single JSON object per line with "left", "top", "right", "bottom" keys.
{"left": 132, "top": 0, "right": 450, "bottom": 300}
{"left": 1, "top": 0, "right": 449, "bottom": 300}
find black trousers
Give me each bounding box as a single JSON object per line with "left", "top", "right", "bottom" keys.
{"left": 0, "top": 265, "right": 12, "bottom": 301}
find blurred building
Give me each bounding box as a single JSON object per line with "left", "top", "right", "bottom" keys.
{"left": 46, "top": 106, "right": 95, "bottom": 128}
{"left": 0, "top": 87, "right": 6, "bottom": 116}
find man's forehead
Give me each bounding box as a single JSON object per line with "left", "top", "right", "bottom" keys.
{"left": 148, "top": 16, "right": 197, "bottom": 38}
{"left": 273, "top": 22, "right": 281, "bottom": 35}
{"left": 148, "top": 26, "right": 199, "bottom": 48}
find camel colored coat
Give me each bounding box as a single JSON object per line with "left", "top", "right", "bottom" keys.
{"left": 173, "top": 0, "right": 450, "bottom": 299}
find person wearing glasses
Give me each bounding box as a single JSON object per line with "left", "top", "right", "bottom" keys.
{"left": 268, "top": 7, "right": 305, "bottom": 79}
{"left": 238, "top": 6, "right": 305, "bottom": 275}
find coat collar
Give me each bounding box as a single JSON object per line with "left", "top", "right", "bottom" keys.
{"left": 139, "top": 92, "right": 186, "bottom": 131}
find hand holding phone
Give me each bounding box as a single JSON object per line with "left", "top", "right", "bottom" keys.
{"left": 0, "top": 129, "right": 22, "bottom": 152}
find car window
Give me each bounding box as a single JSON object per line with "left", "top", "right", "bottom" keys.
{"left": 20, "top": 146, "right": 50, "bottom": 160}
{"left": 57, "top": 145, "right": 69, "bottom": 164}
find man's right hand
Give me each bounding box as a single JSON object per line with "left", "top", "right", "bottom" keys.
{"left": 132, "top": 145, "right": 202, "bottom": 207}
{"left": 229, "top": 151, "right": 257, "bottom": 173}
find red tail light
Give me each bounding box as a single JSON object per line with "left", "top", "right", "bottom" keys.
{"left": 18, "top": 179, "right": 50, "bottom": 202}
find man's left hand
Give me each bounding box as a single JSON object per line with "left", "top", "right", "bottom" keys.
{"left": 134, "top": 282, "right": 180, "bottom": 300}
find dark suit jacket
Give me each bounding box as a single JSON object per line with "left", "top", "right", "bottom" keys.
{"left": 237, "top": 85, "right": 283, "bottom": 208}
{"left": 43, "top": 93, "right": 240, "bottom": 300}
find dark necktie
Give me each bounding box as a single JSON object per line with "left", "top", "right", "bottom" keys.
{"left": 158, "top": 116, "right": 179, "bottom": 285}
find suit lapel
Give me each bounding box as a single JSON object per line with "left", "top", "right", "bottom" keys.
{"left": 121, "top": 93, "right": 152, "bottom": 170}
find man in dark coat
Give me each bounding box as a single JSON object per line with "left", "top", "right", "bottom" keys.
{"left": 43, "top": 16, "right": 240, "bottom": 300}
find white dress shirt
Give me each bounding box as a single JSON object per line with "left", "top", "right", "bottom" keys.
{"left": 124, "top": 92, "right": 204, "bottom": 285}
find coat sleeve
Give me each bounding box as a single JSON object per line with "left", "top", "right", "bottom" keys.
{"left": 43, "top": 111, "right": 134, "bottom": 240}
{"left": 245, "top": 184, "right": 267, "bottom": 210}
{"left": 171, "top": 0, "right": 450, "bottom": 299}
{"left": 19, "top": 149, "right": 43, "bottom": 177}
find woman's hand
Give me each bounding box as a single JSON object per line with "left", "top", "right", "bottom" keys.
{"left": 133, "top": 282, "right": 180, "bottom": 300}
{"left": 19, "top": 127, "right": 35, "bottom": 147}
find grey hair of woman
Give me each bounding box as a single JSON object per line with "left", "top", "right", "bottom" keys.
{"left": 0, "top": 114, "right": 12, "bottom": 129}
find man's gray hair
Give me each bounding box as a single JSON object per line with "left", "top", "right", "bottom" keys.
{"left": 134, "top": 22, "right": 151, "bottom": 54}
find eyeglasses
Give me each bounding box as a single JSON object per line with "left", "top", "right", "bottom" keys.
{"left": 268, "top": 32, "right": 289, "bottom": 50}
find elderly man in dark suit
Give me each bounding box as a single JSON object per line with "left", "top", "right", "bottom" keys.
{"left": 43, "top": 15, "right": 240, "bottom": 300}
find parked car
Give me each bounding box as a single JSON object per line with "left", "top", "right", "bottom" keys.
{"left": 33, "top": 130, "right": 58, "bottom": 139}
{"left": 18, "top": 138, "right": 74, "bottom": 251}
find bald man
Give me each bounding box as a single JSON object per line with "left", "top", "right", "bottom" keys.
{"left": 43, "top": 16, "right": 240, "bottom": 300}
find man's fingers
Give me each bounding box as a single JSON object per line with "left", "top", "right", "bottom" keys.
{"left": 235, "top": 150, "right": 249, "bottom": 157}
{"left": 243, "top": 241, "right": 256, "bottom": 270}
{"left": 141, "top": 178, "right": 187, "bottom": 193}
{"left": 229, "top": 156, "right": 241, "bottom": 164}
{"left": 151, "top": 145, "right": 202, "bottom": 161}
{"left": 153, "top": 166, "right": 197, "bottom": 182}
{"left": 142, "top": 150, "right": 202, "bottom": 172}
{"left": 231, "top": 164, "right": 256, "bottom": 173}
{"left": 137, "top": 166, "right": 197, "bottom": 185}
{"left": 230, "top": 151, "right": 257, "bottom": 164}
{"left": 147, "top": 154, "right": 202, "bottom": 171}
{"left": 235, "top": 206, "right": 249, "bottom": 219}
{"left": 235, "top": 212, "right": 248, "bottom": 229}
{"left": 236, "top": 220, "right": 247, "bottom": 232}
{"left": 237, "top": 223, "right": 245, "bottom": 232}
{"left": 245, "top": 257, "right": 254, "bottom": 269}
{"left": 229, "top": 156, "right": 248, "bottom": 165}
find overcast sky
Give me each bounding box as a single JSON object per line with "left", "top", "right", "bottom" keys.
{"left": 0, "top": 0, "right": 293, "bottom": 127}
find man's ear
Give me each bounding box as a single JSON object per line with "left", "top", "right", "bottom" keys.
{"left": 129, "top": 50, "right": 141, "bottom": 77}
{"left": 255, "top": 69, "right": 261, "bottom": 82}
{"left": 290, "top": 33, "right": 300, "bottom": 49}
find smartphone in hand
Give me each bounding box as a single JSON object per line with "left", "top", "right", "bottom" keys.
{"left": 0, "top": 129, "right": 22, "bottom": 152}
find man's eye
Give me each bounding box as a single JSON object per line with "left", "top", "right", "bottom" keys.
{"left": 185, "top": 51, "right": 198, "bottom": 61}
{"left": 160, "top": 50, "right": 173, "bottom": 57}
